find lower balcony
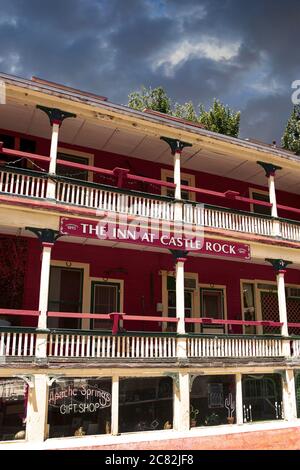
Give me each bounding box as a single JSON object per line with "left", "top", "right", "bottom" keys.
{"left": 1, "top": 311, "right": 299, "bottom": 363}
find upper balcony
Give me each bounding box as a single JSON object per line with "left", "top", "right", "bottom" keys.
{"left": 1, "top": 161, "right": 300, "bottom": 245}
{"left": 1, "top": 73, "right": 300, "bottom": 247}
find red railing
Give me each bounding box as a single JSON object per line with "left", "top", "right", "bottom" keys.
{"left": 0, "top": 144, "right": 285, "bottom": 213}
{"left": 0, "top": 308, "right": 291, "bottom": 333}
{"left": 0, "top": 308, "right": 39, "bottom": 317}
{"left": 0, "top": 145, "right": 176, "bottom": 190}
{"left": 185, "top": 317, "right": 283, "bottom": 328}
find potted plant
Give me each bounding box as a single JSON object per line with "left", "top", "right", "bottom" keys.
{"left": 204, "top": 412, "right": 220, "bottom": 426}
{"left": 225, "top": 393, "right": 235, "bottom": 424}
{"left": 190, "top": 405, "right": 199, "bottom": 427}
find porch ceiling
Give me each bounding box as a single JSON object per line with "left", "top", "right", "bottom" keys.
{"left": 1, "top": 226, "right": 300, "bottom": 270}
{"left": 1, "top": 102, "right": 300, "bottom": 195}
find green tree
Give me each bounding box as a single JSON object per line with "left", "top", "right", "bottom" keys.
{"left": 128, "top": 86, "right": 171, "bottom": 114}
{"left": 128, "top": 87, "right": 240, "bottom": 137}
{"left": 281, "top": 105, "right": 300, "bottom": 155}
{"left": 198, "top": 99, "right": 240, "bottom": 137}
{"left": 173, "top": 101, "right": 198, "bottom": 122}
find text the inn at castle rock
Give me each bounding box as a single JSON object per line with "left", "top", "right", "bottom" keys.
{"left": 0, "top": 74, "right": 300, "bottom": 449}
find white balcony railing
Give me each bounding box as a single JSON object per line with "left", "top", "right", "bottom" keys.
{"left": 0, "top": 328, "right": 290, "bottom": 362}
{"left": 292, "top": 339, "right": 300, "bottom": 358}
{"left": 56, "top": 180, "right": 175, "bottom": 221}
{"left": 184, "top": 205, "right": 274, "bottom": 237}
{"left": 187, "top": 335, "right": 284, "bottom": 358}
{"left": 1, "top": 167, "right": 300, "bottom": 243}
{"left": 280, "top": 221, "right": 300, "bottom": 242}
{"left": 0, "top": 168, "right": 47, "bottom": 199}
{"left": 48, "top": 333, "right": 177, "bottom": 359}
{"left": 0, "top": 330, "right": 36, "bottom": 357}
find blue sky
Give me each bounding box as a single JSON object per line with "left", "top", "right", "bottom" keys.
{"left": 0, "top": 0, "right": 299, "bottom": 143}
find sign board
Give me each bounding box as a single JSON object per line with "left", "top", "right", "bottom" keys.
{"left": 49, "top": 383, "right": 111, "bottom": 415}
{"left": 60, "top": 217, "right": 251, "bottom": 260}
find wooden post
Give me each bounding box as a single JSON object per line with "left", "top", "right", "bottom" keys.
{"left": 111, "top": 376, "right": 119, "bottom": 435}
{"left": 25, "top": 374, "right": 48, "bottom": 442}
{"left": 160, "top": 137, "right": 192, "bottom": 221}
{"left": 265, "top": 259, "right": 292, "bottom": 351}
{"left": 38, "top": 244, "right": 52, "bottom": 331}
{"left": 236, "top": 372, "right": 244, "bottom": 424}
{"left": 174, "top": 372, "right": 190, "bottom": 431}
{"left": 25, "top": 228, "right": 61, "bottom": 359}
{"left": 258, "top": 161, "right": 281, "bottom": 236}
{"left": 282, "top": 369, "right": 297, "bottom": 421}
{"left": 36, "top": 106, "right": 76, "bottom": 199}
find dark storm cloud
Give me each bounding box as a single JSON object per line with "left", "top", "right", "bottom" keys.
{"left": 0, "top": 0, "right": 299, "bottom": 142}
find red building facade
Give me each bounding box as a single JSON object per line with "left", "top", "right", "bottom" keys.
{"left": 0, "top": 74, "right": 300, "bottom": 448}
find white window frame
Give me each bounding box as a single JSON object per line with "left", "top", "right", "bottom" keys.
{"left": 161, "top": 169, "right": 196, "bottom": 201}
{"left": 249, "top": 188, "right": 270, "bottom": 214}
{"left": 49, "top": 260, "right": 90, "bottom": 330}
{"left": 240, "top": 278, "right": 300, "bottom": 335}
{"left": 57, "top": 146, "right": 94, "bottom": 182}
{"left": 161, "top": 270, "right": 199, "bottom": 332}
{"left": 199, "top": 283, "right": 227, "bottom": 334}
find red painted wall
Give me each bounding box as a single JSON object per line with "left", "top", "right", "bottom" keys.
{"left": 1, "top": 128, "right": 300, "bottom": 221}
{"left": 19, "top": 237, "right": 300, "bottom": 330}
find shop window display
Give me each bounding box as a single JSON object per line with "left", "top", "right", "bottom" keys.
{"left": 119, "top": 377, "right": 173, "bottom": 433}
{"left": 0, "top": 378, "right": 27, "bottom": 441}
{"left": 48, "top": 377, "right": 112, "bottom": 438}
{"left": 295, "top": 371, "right": 300, "bottom": 418}
{"left": 190, "top": 375, "right": 236, "bottom": 427}
{"left": 242, "top": 374, "right": 283, "bottom": 422}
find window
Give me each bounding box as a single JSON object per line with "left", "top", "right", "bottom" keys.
{"left": 201, "top": 288, "right": 224, "bottom": 319}
{"left": 47, "top": 377, "right": 112, "bottom": 438}
{"left": 295, "top": 371, "right": 300, "bottom": 418}
{"left": 0, "top": 134, "right": 36, "bottom": 169}
{"left": 0, "top": 134, "right": 14, "bottom": 149}
{"left": 48, "top": 267, "right": 83, "bottom": 329}
{"left": 190, "top": 375, "right": 236, "bottom": 427}
{"left": 167, "top": 275, "right": 197, "bottom": 333}
{"left": 119, "top": 377, "right": 173, "bottom": 433}
{"left": 0, "top": 379, "right": 27, "bottom": 441}
{"left": 91, "top": 281, "right": 121, "bottom": 330}
{"left": 161, "top": 169, "right": 195, "bottom": 201}
{"left": 242, "top": 283, "right": 256, "bottom": 334}
{"left": 56, "top": 152, "right": 90, "bottom": 181}
{"left": 242, "top": 374, "right": 283, "bottom": 422}
{"left": 250, "top": 189, "right": 271, "bottom": 216}
{"left": 200, "top": 287, "right": 226, "bottom": 334}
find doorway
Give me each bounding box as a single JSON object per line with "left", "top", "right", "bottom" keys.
{"left": 91, "top": 281, "right": 121, "bottom": 330}
{"left": 48, "top": 266, "right": 83, "bottom": 329}
{"left": 200, "top": 287, "right": 226, "bottom": 334}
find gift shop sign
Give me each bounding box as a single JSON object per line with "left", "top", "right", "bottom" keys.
{"left": 60, "top": 217, "right": 251, "bottom": 260}
{"left": 49, "top": 384, "right": 111, "bottom": 415}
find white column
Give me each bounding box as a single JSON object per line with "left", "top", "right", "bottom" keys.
{"left": 26, "top": 374, "right": 48, "bottom": 442}
{"left": 36, "top": 243, "right": 52, "bottom": 359}
{"left": 268, "top": 175, "right": 278, "bottom": 218}
{"left": 176, "top": 258, "right": 186, "bottom": 335}
{"left": 277, "top": 270, "right": 289, "bottom": 337}
{"left": 174, "top": 150, "right": 183, "bottom": 221}
{"left": 282, "top": 369, "right": 297, "bottom": 421}
{"left": 174, "top": 150, "right": 181, "bottom": 200}
{"left": 46, "top": 122, "right": 60, "bottom": 199}
{"left": 111, "top": 376, "right": 119, "bottom": 435}
{"left": 236, "top": 373, "right": 244, "bottom": 424}
{"left": 268, "top": 174, "right": 281, "bottom": 236}
{"left": 37, "top": 243, "right": 52, "bottom": 329}
{"left": 173, "top": 372, "right": 190, "bottom": 431}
